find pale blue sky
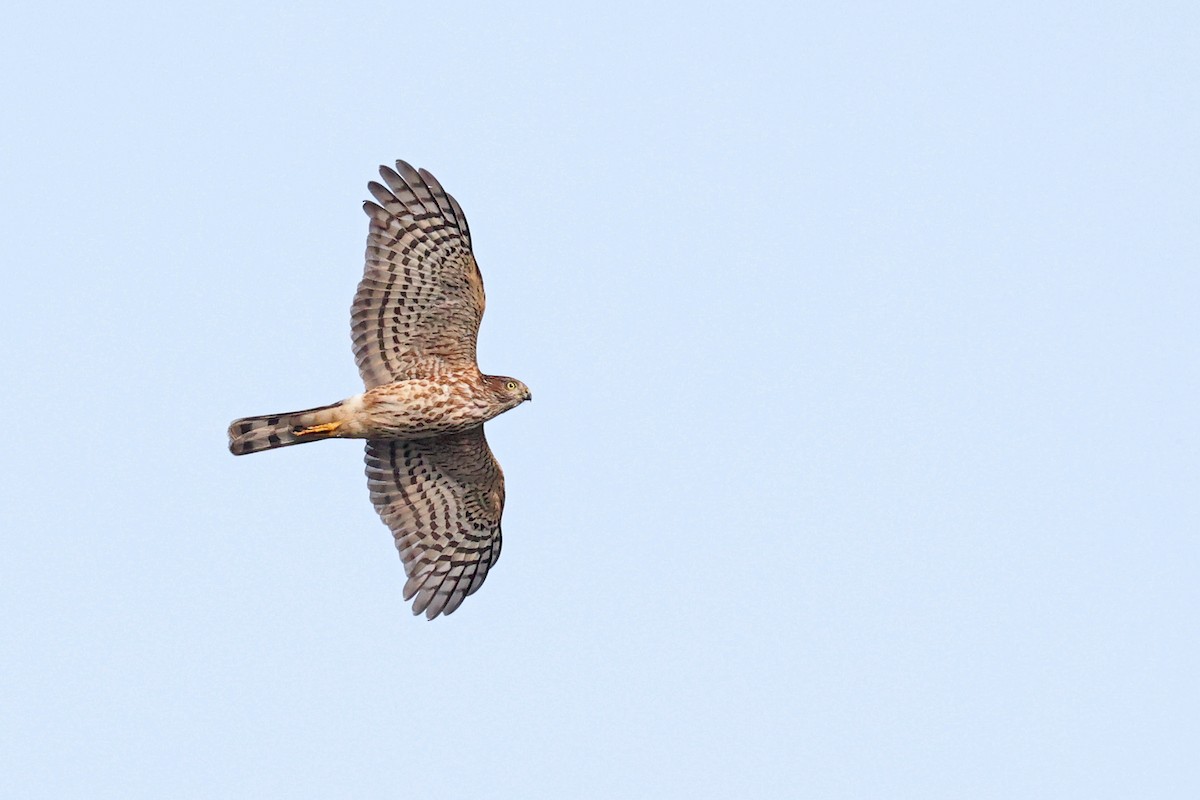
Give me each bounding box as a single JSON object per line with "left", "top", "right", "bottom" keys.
{"left": 1, "top": 2, "right": 1197, "bottom": 797}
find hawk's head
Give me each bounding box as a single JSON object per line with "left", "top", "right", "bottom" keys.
{"left": 486, "top": 375, "right": 532, "bottom": 410}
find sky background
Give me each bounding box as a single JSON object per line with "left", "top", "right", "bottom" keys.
{"left": 1, "top": 2, "right": 1197, "bottom": 797}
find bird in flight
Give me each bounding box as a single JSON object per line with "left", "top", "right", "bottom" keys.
{"left": 228, "top": 160, "right": 531, "bottom": 619}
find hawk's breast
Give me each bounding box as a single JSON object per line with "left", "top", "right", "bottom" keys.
{"left": 359, "top": 376, "right": 498, "bottom": 439}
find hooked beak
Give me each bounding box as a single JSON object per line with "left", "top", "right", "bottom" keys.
{"left": 524, "top": 389, "right": 533, "bottom": 403}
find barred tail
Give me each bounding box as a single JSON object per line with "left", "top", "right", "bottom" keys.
{"left": 228, "top": 401, "right": 345, "bottom": 456}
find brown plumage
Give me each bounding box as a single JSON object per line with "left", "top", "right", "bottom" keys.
{"left": 228, "top": 160, "right": 531, "bottom": 619}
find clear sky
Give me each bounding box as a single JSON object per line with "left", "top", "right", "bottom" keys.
{"left": 1, "top": 2, "right": 1197, "bottom": 797}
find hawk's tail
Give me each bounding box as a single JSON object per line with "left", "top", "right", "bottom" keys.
{"left": 228, "top": 401, "right": 345, "bottom": 456}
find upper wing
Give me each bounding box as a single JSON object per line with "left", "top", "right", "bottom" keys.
{"left": 352, "top": 161, "right": 484, "bottom": 388}
{"left": 364, "top": 427, "right": 505, "bottom": 619}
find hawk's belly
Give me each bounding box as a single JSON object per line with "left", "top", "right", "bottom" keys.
{"left": 351, "top": 379, "right": 500, "bottom": 439}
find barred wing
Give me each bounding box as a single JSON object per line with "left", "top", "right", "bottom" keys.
{"left": 364, "top": 427, "right": 505, "bottom": 619}
{"left": 353, "top": 160, "right": 483, "bottom": 387}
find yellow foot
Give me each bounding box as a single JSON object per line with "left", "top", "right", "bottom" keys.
{"left": 294, "top": 421, "right": 342, "bottom": 437}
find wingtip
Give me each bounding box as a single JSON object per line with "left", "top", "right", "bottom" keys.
{"left": 367, "top": 181, "right": 395, "bottom": 206}
{"left": 379, "top": 163, "right": 401, "bottom": 184}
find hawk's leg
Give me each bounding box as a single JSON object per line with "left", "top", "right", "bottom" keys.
{"left": 294, "top": 421, "right": 342, "bottom": 437}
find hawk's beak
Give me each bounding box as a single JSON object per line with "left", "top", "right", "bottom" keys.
{"left": 524, "top": 389, "right": 533, "bottom": 403}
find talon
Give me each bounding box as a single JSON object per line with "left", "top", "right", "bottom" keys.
{"left": 294, "top": 421, "right": 342, "bottom": 437}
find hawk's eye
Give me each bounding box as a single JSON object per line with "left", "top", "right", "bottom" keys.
{"left": 505, "top": 381, "right": 518, "bottom": 391}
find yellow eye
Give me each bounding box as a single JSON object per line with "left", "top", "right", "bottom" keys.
{"left": 505, "top": 381, "right": 518, "bottom": 391}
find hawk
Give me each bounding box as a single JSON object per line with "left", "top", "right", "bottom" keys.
{"left": 228, "top": 161, "right": 531, "bottom": 619}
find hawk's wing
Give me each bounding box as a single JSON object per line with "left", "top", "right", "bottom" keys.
{"left": 353, "top": 161, "right": 483, "bottom": 388}
{"left": 364, "top": 427, "right": 505, "bottom": 619}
